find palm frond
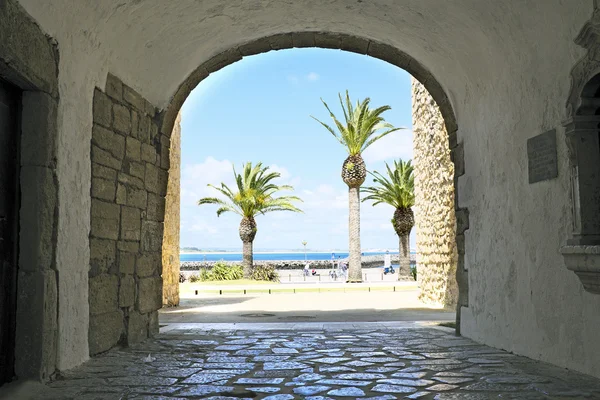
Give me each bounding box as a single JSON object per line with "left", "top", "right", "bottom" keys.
{"left": 199, "top": 162, "right": 303, "bottom": 219}
{"left": 361, "top": 159, "right": 415, "bottom": 209}
{"left": 313, "top": 91, "right": 404, "bottom": 156}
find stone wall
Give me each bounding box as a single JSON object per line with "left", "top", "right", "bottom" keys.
{"left": 411, "top": 78, "right": 458, "bottom": 308}
{"left": 162, "top": 114, "right": 181, "bottom": 307}
{"left": 89, "top": 74, "right": 168, "bottom": 355}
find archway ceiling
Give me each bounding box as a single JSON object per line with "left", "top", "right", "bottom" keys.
{"left": 17, "top": 0, "right": 590, "bottom": 109}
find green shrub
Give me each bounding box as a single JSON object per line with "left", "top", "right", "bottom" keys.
{"left": 251, "top": 264, "right": 279, "bottom": 282}
{"left": 200, "top": 261, "right": 243, "bottom": 281}
{"left": 189, "top": 273, "right": 201, "bottom": 283}
{"left": 410, "top": 265, "right": 417, "bottom": 281}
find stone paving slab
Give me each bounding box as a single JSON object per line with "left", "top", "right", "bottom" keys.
{"left": 39, "top": 325, "right": 600, "bottom": 399}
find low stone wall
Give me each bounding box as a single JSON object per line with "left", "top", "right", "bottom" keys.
{"left": 88, "top": 74, "right": 167, "bottom": 356}
{"left": 181, "top": 254, "right": 416, "bottom": 271}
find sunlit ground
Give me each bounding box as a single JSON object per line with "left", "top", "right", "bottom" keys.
{"left": 159, "top": 289, "right": 454, "bottom": 324}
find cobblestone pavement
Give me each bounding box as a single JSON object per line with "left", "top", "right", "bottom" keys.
{"left": 41, "top": 324, "right": 600, "bottom": 399}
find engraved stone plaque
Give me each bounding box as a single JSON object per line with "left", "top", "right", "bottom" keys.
{"left": 527, "top": 130, "right": 558, "bottom": 184}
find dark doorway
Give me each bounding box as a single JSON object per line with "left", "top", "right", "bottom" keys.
{"left": 0, "top": 79, "right": 20, "bottom": 385}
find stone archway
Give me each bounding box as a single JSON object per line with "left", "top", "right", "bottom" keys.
{"left": 157, "top": 32, "right": 468, "bottom": 323}
{"left": 86, "top": 31, "right": 468, "bottom": 356}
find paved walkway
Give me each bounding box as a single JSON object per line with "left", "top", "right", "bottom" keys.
{"left": 12, "top": 322, "right": 600, "bottom": 399}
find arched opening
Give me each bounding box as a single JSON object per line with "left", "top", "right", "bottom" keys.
{"left": 158, "top": 48, "right": 459, "bottom": 328}
{"left": 86, "top": 31, "right": 467, "bottom": 356}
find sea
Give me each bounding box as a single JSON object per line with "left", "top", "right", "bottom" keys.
{"left": 180, "top": 251, "right": 414, "bottom": 262}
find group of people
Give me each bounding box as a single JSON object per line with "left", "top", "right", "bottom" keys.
{"left": 303, "top": 256, "right": 348, "bottom": 280}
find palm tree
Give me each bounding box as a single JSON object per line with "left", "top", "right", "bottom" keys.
{"left": 362, "top": 159, "right": 415, "bottom": 279}
{"left": 198, "top": 162, "right": 303, "bottom": 278}
{"left": 302, "top": 241, "right": 308, "bottom": 261}
{"left": 312, "top": 91, "right": 402, "bottom": 282}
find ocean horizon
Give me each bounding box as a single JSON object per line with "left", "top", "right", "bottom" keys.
{"left": 180, "top": 251, "right": 416, "bottom": 262}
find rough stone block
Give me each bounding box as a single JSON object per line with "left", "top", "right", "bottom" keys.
{"left": 90, "top": 238, "right": 116, "bottom": 277}
{"left": 91, "top": 177, "right": 116, "bottom": 201}
{"left": 451, "top": 143, "right": 465, "bottom": 177}
{"left": 89, "top": 310, "right": 123, "bottom": 356}
{"left": 141, "top": 143, "right": 156, "bottom": 164}
{"left": 118, "top": 172, "right": 145, "bottom": 189}
{"left": 141, "top": 220, "right": 163, "bottom": 252}
{"left": 129, "top": 161, "right": 145, "bottom": 180}
{"left": 92, "top": 89, "right": 112, "bottom": 128}
{"left": 160, "top": 143, "right": 170, "bottom": 170}
{"left": 92, "top": 145, "right": 122, "bottom": 170}
{"left": 144, "top": 100, "right": 156, "bottom": 117}
{"left": 203, "top": 48, "right": 242, "bottom": 73}
{"left": 15, "top": 270, "right": 57, "bottom": 381}
{"left": 292, "top": 32, "right": 315, "bottom": 48}
{"left": 314, "top": 32, "right": 342, "bottom": 49}
{"left": 131, "top": 111, "right": 139, "bottom": 138}
{"left": 126, "top": 137, "right": 141, "bottom": 161}
{"left": 456, "top": 209, "right": 470, "bottom": 234}
{"left": 105, "top": 74, "right": 123, "bottom": 101}
{"left": 147, "top": 193, "right": 165, "bottom": 222}
{"left": 123, "top": 85, "right": 145, "bottom": 111}
{"left": 113, "top": 103, "right": 131, "bottom": 134}
{"left": 268, "top": 33, "right": 293, "bottom": 50}
{"left": 148, "top": 311, "right": 159, "bottom": 336}
{"left": 21, "top": 92, "right": 57, "bottom": 167}
{"left": 238, "top": 39, "right": 271, "bottom": 56}
{"left": 19, "top": 166, "right": 56, "bottom": 272}
{"left": 136, "top": 252, "right": 160, "bottom": 278}
{"left": 116, "top": 183, "right": 127, "bottom": 205}
{"left": 127, "top": 187, "right": 147, "bottom": 209}
{"left": 119, "top": 275, "right": 135, "bottom": 307}
{"left": 92, "top": 163, "right": 117, "bottom": 181}
{"left": 158, "top": 169, "right": 169, "bottom": 197}
{"left": 89, "top": 274, "right": 119, "bottom": 315}
{"left": 119, "top": 251, "right": 136, "bottom": 275}
{"left": 121, "top": 206, "right": 141, "bottom": 241}
{"left": 367, "top": 41, "right": 410, "bottom": 67}
{"left": 127, "top": 311, "right": 148, "bottom": 345}
{"left": 341, "top": 35, "right": 369, "bottom": 55}
{"left": 118, "top": 240, "right": 139, "bottom": 253}
{"left": 145, "top": 163, "right": 160, "bottom": 193}
{"left": 137, "top": 277, "right": 163, "bottom": 313}
{"left": 92, "top": 124, "right": 125, "bottom": 160}
{"left": 138, "top": 115, "right": 151, "bottom": 143}
{"left": 91, "top": 199, "right": 121, "bottom": 240}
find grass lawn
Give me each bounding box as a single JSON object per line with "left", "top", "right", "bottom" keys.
{"left": 188, "top": 279, "right": 278, "bottom": 286}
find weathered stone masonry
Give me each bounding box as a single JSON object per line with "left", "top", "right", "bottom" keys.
{"left": 162, "top": 113, "right": 181, "bottom": 307}
{"left": 412, "top": 79, "right": 459, "bottom": 309}
{"left": 89, "top": 74, "right": 168, "bottom": 355}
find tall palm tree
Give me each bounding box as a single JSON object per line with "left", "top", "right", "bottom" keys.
{"left": 312, "top": 91, "right": 401, "bottom": 282}
{"left": 198, "top": 162, "right": 303, "bottom": 278}
{"left": 362, "top": 159, "right": 415, "bottom": 279}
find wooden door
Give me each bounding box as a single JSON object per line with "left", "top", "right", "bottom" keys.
{"left": 0, "top": 79, "right": 19, "bottom": 385}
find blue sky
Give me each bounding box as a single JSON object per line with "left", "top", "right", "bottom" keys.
{"left": 179, "top": 48, "right": 414, "bottom": 251}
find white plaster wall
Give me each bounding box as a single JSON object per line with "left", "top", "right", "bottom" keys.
{"left": 15, "top": 0, "right": 600, "bottom": 377}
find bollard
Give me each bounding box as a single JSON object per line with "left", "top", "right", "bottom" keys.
{"left": 244, "top": 289, "right": 246, "bottom": 295}
{"left": 195, "top": 290, "right": 198, "bottom": 295}
{"left": 289, "top": 274, "right": 291, "bottom": 282}
{"left": 381, "top": 273, "right": 383, "bottom": 281}
{"left": 219, "top": 289, "right": 222, "bottom": 295}
{"left": 319, "top": 275, "right": 321, "bottom": 282}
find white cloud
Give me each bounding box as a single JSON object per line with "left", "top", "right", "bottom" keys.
{"left": 287, "top": 74, "right": 299, "bottom": 84}
{"left": 306, "top": 72, "right": 320, "bottom": 81}
{"left": 362, "top": 128, "right": 413, "bottom": 163}
{"left": 180, "top": 157, "right": 234, "bottom": 205}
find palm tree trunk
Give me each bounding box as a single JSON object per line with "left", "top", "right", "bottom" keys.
{"left": 242, "top": 240, "right": 253, "bottom": 278}
{"left": 398, "top": 234, "right": 410, "bottom": 279}
{"left": 348, "top": 187, "right": 362, "bottom": 282}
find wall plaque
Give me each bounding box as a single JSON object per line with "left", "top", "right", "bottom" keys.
{"left": 527, "top": 129, "right": 558, "bottom": 184}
